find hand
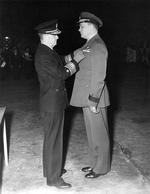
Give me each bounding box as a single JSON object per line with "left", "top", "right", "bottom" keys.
{"left": 73, "top": 50, "right": 85, "bottom": 63}
{"left": 65, "top": 54, "right": 72, "bottom": 63}
{"left": 89, "top": 106, "right": 99, "bottom": 114}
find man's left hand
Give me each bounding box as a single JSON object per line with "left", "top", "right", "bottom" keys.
{"left": 89, "top": 106, "right": 99, "bottom": 114}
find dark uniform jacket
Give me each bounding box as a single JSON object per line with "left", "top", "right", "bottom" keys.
{"left": 70, "top": 34, "right": 110, "bottom": 109}
{"left": 35, "top": 43, "right": 70, "bottom": 113}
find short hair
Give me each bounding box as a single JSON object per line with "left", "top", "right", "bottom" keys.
{"left": 86, "top": 22, "right": 98, "bottom": 31}
{"left": 91, "top": 23, "right": 98, "bottom": 31}
{"left": 38, "top": 33, "right": 44, "bottom": 40}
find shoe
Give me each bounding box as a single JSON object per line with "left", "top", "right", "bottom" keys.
{"left": 53, "top": 179, "right": 72, "bottom": 189}
{"left": 81, "top": 166, "right": 92, "bottom": 172}
{"left": 85, "top": 170, "right": 106, "bottom": 178}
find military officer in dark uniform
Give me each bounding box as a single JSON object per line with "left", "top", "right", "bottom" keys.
{"left": 34, "top": 19, "right": 85, "bottom": 189}
{"left": 66, "top": 12, "right": 111, "bottom": 179}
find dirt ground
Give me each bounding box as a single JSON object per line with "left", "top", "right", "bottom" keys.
{"left": 0, "top": 63, "right": 150, "bottom": 194}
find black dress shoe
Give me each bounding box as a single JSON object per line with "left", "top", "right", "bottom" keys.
{"left": 85, "top": 170, "right": 106, "bottom": 178}
{"left": 53, "top": 179, "right": 72, "bottom": 189}
{"left": 81, "top": 166, "right": 92, "bottom": 172}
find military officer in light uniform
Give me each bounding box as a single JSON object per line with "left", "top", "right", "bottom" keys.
{"left": 66, "top": 12, "right": 111, "bottom": 178}
{"left": 34, "top": 20, "right": 85, "bottom": 188}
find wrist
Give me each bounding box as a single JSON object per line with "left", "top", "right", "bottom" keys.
{"left": 71, "top": 59, "right": 79, "bottom": 71}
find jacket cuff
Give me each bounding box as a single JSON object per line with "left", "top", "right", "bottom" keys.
{"left": 65, "top": 61, "right": 78, "bottom": 76}
{"left": 71, "top": 59, "right": 79, "bottom": 71}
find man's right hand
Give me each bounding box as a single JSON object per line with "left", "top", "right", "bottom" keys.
{"left": 89, "top": 106, "right": 99, "bottom": 114}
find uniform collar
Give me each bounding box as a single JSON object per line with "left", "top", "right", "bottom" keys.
{"left": 86, "top": 34, "right": 99, "bottom": 45}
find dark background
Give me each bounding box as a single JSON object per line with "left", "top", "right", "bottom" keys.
{"left": 0, "top": 0, "right": 150, "bottom": 53}
{"left": 0, "top": 0, "right": 150, "bottom": 88}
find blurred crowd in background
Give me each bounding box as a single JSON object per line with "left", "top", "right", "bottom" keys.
{"left": 0, "top": 33, "right": 150, "bottom": 82}
{"left": 0, "top": 35, "right": 36, "bottom": 81}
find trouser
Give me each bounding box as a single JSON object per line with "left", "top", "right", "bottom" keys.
{"left": 83, "top": 107, "right": 110, "bottom": 174}
{"left": 42, "top": 111, "right": 64, "bottom": 185}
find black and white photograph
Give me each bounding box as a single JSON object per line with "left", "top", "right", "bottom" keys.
{"left": 0, "top": 0, "right": 150, "bottom": 193}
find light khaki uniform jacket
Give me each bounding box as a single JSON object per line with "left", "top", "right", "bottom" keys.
{"left": 70, "top": 34, "right": 110, "bottom": 109}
